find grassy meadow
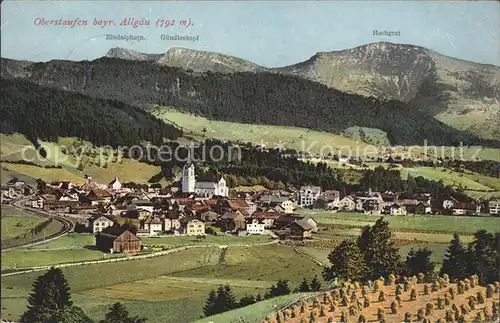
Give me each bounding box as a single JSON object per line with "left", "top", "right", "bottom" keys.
{"left": 1, "top": 244, "right": 323, "bottom": 323}
{"left": 1, "top": 208, "right": 44, "bottom": 241}
{"left": 149, "top": 107, "right": 372, "bottom": 154}
{"left": 0, "top": 133, "right": 163, "bottom": 185}
{"left": 307, "top": 211, "right": 500, "bottom": 234}
{"left": 142, "top": 234, "right": 272, "bottom": 247}
{"left": 148, "top": 107, "right": 500, "bottom": 161}
{"left": 0, "top": 206, "right": 65, "bottom": 249}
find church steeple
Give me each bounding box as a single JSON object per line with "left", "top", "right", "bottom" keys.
{"left": 182, "top": 161, "right": 195, "bottom": 193}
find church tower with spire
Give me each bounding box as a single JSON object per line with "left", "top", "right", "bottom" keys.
{"left": 182, "top": 160, "right": 195, "bottom": 193}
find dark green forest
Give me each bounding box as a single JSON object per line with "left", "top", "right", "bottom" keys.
{"left": 0, "top": 78, "right": 182, "bottom": 147}
{"left": 2, "top": 57, "right": 496, "bottom": 147}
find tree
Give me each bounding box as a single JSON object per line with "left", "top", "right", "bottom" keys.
{"left": 100, "top": 302, "right": 146, "bottom": 323}
{"left": 467, "top": 230, "right": 498, "bottom": 284}
{"left": 203, "top": 289, "right": 217, "bottom": 317}
{"left": 296, "top": 278, "right": 311, "bottom": 292}
{"left": 357, "top": 218, "right": 403, "bottom": 279}
{"left": 405, "top": 248, "right": 435, "bottom": 276}
{"left": 21, "top": 267, "right": 73, "bottom": 323}
{"left": 440, "top": 233, "right": 470, "bottom": 280}
{"left": 209, "top": 285, "right": 237, "bottom": 315}
{"left": 238, "top": 294, "right": 256, "bottom": 307}
{"left": 267, "top": 280, "right": 291, "bottom": 298}
{"left": 310, "top": 276, "right": 322, "bottom": 291}
{"left": 52, "top": 306, "right": 93, "bottom": 323}
{"left": 323, "top": 239, "right": 367, "bottom": 282}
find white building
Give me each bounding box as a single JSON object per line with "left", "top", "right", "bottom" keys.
{"left": 246, "top": 219, "right": 267, "bottom": 235}
{"left": 86, "top": 214, "right": 114, "bottom": 233}
{"left": 181, "top": 162, "right": 229, "bottom": 197}
{"left": 108, "top": 177, "right": 122, "bottom": 191}
{"left": 489, "top": 200, "right": 500, "bottom": 215}
{"left": 298, "top": 186, "right": 321, "bottom": 207}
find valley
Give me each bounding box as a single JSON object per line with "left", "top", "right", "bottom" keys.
{"left": 1, "top": 16, "right": 499, "bottom": 323}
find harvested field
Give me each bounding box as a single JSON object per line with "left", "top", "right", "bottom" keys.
{"left": 262, "top": 275, "right": 499, "bottom": 323}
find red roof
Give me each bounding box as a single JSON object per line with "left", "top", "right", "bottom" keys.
{"left": 253, "top": 212, "right": 281, "bottom": 220}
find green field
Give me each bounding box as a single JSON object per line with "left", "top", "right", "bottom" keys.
{"left": 149, "top": 107, "right": 372, "bottom": 154}
{"left": 196, "top": 292, "right": 317, "bottom": 323}
{"left": 142, "top": 234, "right": 272, "bottom": 247}
{"left": 1, "top": 233, "right": 126, "bottom": 270}
{"left": 1, "top": 214, "right": 44, "bottom": 242}
{"left": 307, "top": 211, "right": 500, "bottom": 234}
{"left": 316, "top": 226, "right": 475, "bottom": 244}
{"left": 1, "top": 244, "right": 323, "bottom": 322}
{"left": 0, "top": 206, "right": 65, "bottom": 249}
{"left": 1, "top": 233, "right": 274, "bottom": 270}
{"left": 1, "top": 133, "right": 164, "bottom": 185}
{"left": 147, "top": 107, "right": 500, "bottom": 161}
{"left": 401, "top": 167, "right": 495, "bottom": 191}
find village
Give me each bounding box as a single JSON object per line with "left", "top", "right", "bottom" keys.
{"left": 1, "top": 161, "right": 499, "bottom": 256}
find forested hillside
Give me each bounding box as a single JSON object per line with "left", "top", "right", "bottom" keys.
{"left": 0, "top": 78, "right": 182, "bottom": 147}
{"left": 2, "top": 57, "right": 496, "bottom": 147}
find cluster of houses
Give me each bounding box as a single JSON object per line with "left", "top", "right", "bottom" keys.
{"left": 1, "top": 162, "right": 499, "bottom": 253}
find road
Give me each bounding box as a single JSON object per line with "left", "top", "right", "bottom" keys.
{"left": 1, "top": 195, "right": 75, "bottom": 252}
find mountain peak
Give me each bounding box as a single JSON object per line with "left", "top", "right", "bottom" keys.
{"left": 105, "top": 47, "right": 160, "bottom": 61}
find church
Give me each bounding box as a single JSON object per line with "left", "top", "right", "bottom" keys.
{"left": 182, "top": 162, "right": 229, "bottom": 198}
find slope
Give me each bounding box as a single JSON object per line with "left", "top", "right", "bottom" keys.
{"left": 1, "top": 57, "right": 494, "bottom": 147}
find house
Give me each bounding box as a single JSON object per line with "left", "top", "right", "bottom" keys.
{"left": 87, "top": 214, "right": 114, "bottom": 233}
{"left": 108, "top": 177, "right": 122, "bottom": 191}
{"left": 300, "top": 216, "right": 318, "bottom": 233}
{"left": 226, "top": 199, "right": 257, "bottom": 215}
{"left": 284, "top": 219, "right": 313, "bottom": 240}
{"left": 246, "top": 218, "right": 267, "bottom": 235}
{"left": 453, "top": 203, "right": 479, "bottom": 216}
{"left": 85, "top": 189, "right": 112, "bottom": 206}
{"left": 442, "top": 196, "right": 459, "bottom": 210}
{"left": 313, "top": 190, "right": 340, "bottom": 210}
{"left": 405, "top": 201, "right": 431, "bottom": 215}
{"left": 181, "top": 218, "right": 205, "bottom": 236}
{"left": 253, "top": 212, "right": 280, "bottom": 228}
{"left": 389, "top": 203, "right": 407, "bottom": 216}
{"left": 163, "top": 211, "right": 182, "bottom": 231}
{"left": 95, "top": 227, "right": 141, "bottom": 253}
{"left": 338, "top": 196, "right": 356, "bottom": 211}
{"left": 141, "top": 216, "right": 163, "bottom": 236}
{"left": 259, "top": 195, "right": 295, "bottom": 213}
{"left": 489, "top": 200, "right": 500, "bottom": 215}
{"left": 298, "top": 186, "right": 321, "bottom": 207}
{"left": 200, "top": 210, "right": 219, "bottom": 222}
{"left": 274, "top": 214, "right": 302, "bottom": 230}
{"left": 363, "top": 199, "right": 383, "bottom": 215}
{"left": 219, "top": 211, "right": 246, "bottom": 231}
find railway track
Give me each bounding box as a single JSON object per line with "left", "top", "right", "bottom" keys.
{"left": 1, "top": 196, "right": 75, "bottom": 251}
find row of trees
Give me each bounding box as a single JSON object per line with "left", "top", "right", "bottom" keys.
{"left": 21, "top": 267, "right": 146, "bottom": 323}
{"left": 440, "top": 232, "right": 499, "bottom": 284}
{"left": 323, "top": 218, "right": 499, "bottom": 285}
{"left": 203, "top": 276, "right": 322, "bottom": 317}
{"left": 128, "top": 139, "right": 475, "bottom": 197}
{"left": 1, "top": 78, "right": 182, "bottom": 148}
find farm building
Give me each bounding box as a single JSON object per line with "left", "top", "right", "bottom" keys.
{"left": 95, "top": 227, "right": 141, "bottom": 253}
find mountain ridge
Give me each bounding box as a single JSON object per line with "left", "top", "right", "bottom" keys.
{"left": 1, "top": 56, "right": 498, "bottom": 148}
{"left": 102, "top": 42, "right": 500, "bottom": 141}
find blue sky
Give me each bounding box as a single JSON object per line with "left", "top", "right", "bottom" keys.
{"left": 1, "top": 1, "right": 499, "bottom": 67}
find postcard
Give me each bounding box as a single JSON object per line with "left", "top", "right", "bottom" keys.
{"left": 1, "top": 1, "right": 499, "bottom": 323}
